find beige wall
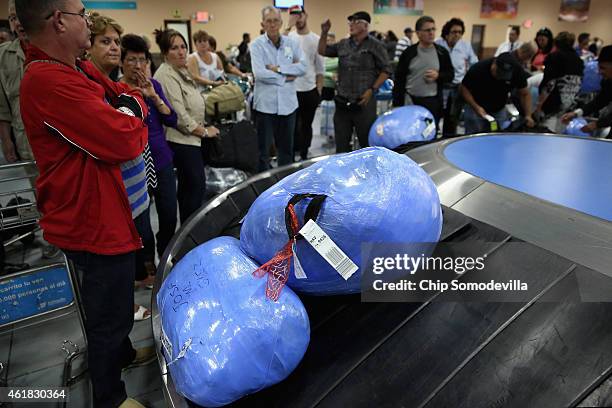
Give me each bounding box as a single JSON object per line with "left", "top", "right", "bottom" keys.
{"left": 1, "top": 0, "right": 610, "bottom": 53}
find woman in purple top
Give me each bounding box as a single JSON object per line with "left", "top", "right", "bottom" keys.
{"left": 121, "top": 34, "right": 178, "bottom": 260}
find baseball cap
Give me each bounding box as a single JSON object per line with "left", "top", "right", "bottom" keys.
{"left": 347, "top": 11, "right": 371, "bottom": 24}
{"left": 289, "top": 5, "right": 305, "bottom": 14}
{"left": 495, "top": 53, "right": 516, "bottom": 81}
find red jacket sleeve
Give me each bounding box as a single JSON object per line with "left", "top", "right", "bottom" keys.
{"left": 41, "top": 67, "right": 148, "bottom": 165}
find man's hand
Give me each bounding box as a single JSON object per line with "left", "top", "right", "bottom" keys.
{"left": 321, "top": 19, "right": 331, "bottom": 34}
{"left": 561, "top": 111, "right": 577, "bottom": 124}
{"left": 581, "top": 121, "right": 598, "bottom": 133}
{"left": 265, "top": 64, "right": 280, "bottom": 73}
{"left": 525, "top": 116, "right": 535, "bottom": 128}
{"left": 1, "top": 137, "right": 17, "bottom": 163}
{"left": 532, "top": 110, "right": 545, "bottom": 123}
{"left": 358, "top": 88, "right": 373, "bottom": 106}
{"left": 424, "top": 69, "right": 439, "bottom": 83}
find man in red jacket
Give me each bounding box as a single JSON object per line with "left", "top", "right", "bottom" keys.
{"left": 16, "top": 0, "right": 148, "bottom": 407}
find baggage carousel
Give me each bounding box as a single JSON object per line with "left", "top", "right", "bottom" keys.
{"left": 152, "top": 133, "right": 612, "bottom": 408}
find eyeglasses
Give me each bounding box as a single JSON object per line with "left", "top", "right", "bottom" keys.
{"left": 46, "top": 9, "right": 91, "bottom": 21}
{"left": 418, "top": 27, "right": 436, "bottom": 33}
{"left": 348, "top": 19, "right": 368, "bottom": 25}
{"left": 124, "top": 57, "right": 148, "bottom": 66}
{"left": 450, "top": 30, "right": 464, "bottom": 35}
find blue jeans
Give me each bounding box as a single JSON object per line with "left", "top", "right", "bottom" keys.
{"left": 169, "top": 142, "right": 206, "bottom": 224}
{"left": 464, "top": 105, "right": 510, "bottom": 134}
{"left": 63, "top": 250, "right": 136, "bottom": 408}
{"left": 256, "top": 110, "right": 297, "bottom": 172}
{"left": 150, "top": 164, "right": 178, "bottom": 259}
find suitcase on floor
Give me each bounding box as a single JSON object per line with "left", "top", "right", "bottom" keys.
{"left": 202, "top": 120, "right": 258, "bottom": 174}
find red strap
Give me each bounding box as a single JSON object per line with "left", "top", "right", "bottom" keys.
{"left": 252, "top": 204, "right": 300, "bottom": 301}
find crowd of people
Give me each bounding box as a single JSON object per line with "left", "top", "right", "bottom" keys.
{"left": 1, "top": 1, "right": 610, "bottom": 407}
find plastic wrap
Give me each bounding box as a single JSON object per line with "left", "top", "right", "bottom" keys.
{"left": 240, "top": 147, "right": 443, "bottom": 295}
{"left": 157, "top": 236, "right": 310, "bottom": 407}
{"left": 375, "top": 79, "right": 394, "bottom": 101}
{"left": 205, "top": 166, "right": 249, "bottom": 194}
{"left": 565, "top": 117, "right": 590, "bottom": 137}
{"left": 580, "top": 60, "right": 602, "bottom": 94}
{"left": 368, "top": 106, "right": 436, "bottom": 150}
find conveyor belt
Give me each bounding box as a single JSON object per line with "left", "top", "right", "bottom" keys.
{"left": 223, "top": 209, "right": 612, "bottom": 408}
{"left": 154, "top": 136, "right": 612, "bottom": 408}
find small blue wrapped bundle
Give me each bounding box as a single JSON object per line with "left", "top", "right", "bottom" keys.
{"left": 157, "top": 236, "right": 310, "bottom": 407}
{"left": 240, "top": 147, "right": 443, "bottom": 295}
{"left": 564, "top": 117, "right": 590, "bottom": 137}
{"left": 580, "top": 60, "right": 602, "bottom": 94}
{"left": 368, "top": 105, "right": 436, "bottom": 150}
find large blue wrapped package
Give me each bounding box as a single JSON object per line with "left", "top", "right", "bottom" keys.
{"left": 157, "top": 236, "right": 310, "bottom": 407}
{"left": 368, "top": 105, "right": 436, "bottom": 149}
{"left": 565, "top": 117, "right": 590, "bottom": 137}
{"left": 580, "top": 60, "right": 602, "bottom": 94}
{"left": 240, "top": 147, "right": 443, "bottom": 295}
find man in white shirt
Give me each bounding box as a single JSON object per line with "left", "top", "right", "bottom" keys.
{"left": 285, "top": 5, "right": 324, "bottom": 160}
{"left": 495, "top": 25, "right": 522, "bottom": 57}
{"left": 394, "top": 27, "right": 413, "bottom": 61}
{"left": 251, "top": 6, "right": 306, "bottom": 171}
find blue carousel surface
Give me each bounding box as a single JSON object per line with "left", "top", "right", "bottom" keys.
{"left": 443, "top": 134, "right": 612, "bottom": 221}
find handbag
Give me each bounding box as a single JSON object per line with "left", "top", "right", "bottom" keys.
{"left": 205, "top": 82, "right": 246, "bottom": 118}
{"left": 201, "top": 135, "right": 224, "bottom": 164}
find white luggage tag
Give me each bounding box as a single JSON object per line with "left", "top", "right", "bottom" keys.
{"left": 422, "top": 120, "right": 436, "bottom": 139}
{"left": 299, "top": 219, "right": 358, "bottom": 280}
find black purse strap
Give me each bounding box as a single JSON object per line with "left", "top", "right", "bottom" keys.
{"left": 284, "top": 193, "right": 328, "bottom": 240}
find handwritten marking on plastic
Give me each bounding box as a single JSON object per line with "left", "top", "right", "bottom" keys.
{"left": 193, "top": 260, "right": 210, "bottom": 289}
{"left": 169, "top": 285, "right": 188, "bottom": 313}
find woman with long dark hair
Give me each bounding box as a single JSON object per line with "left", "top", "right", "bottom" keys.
{"left": 153, "top": 29, "right": 219, "bottom": 224}
{"left": 531, "top": 27, "right": 553, "bottom": 71}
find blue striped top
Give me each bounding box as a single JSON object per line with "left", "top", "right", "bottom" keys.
{"left": 120, "top": 154, "right": 149, "bottom": 218}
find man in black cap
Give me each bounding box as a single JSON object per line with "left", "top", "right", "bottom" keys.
{"left": 460, "top": 52, "right": 534, "bottom": 134}
{"left": 317, "top": 11, "right": 390, "bottom": 153}
{"left": 561, "top": 45, "right": 612, "bottom": 136}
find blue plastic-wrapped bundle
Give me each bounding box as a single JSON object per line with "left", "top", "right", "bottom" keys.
{"left": 565, "top": 117, "right": 590, "bottom": 137}
{"left": 240, "top": 147, "right": 443, "bottom": 295}
{"left": 580, "top": 60, "right": 602, "bottom": 94}
{"left": 157, "top": 236, "right": 310, "bottom": 407}
{"left": 368, "top": 105, "right": 436, "bottom": 150}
